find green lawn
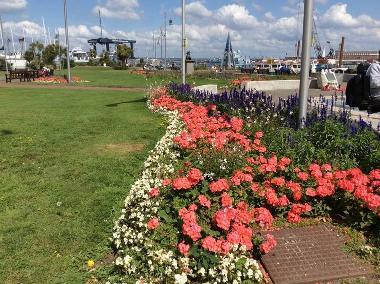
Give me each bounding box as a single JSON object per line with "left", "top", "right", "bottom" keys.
{"left": 55, "top": 66, "right": 150, "bottom": 88}
{"left": 54, "top": 66, "right": 231, "bottom": 88}
{"left": 0, "top": 87, "right": 165, "bottom": 283}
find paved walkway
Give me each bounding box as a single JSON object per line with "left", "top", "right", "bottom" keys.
{"left": 262, "top": 225, "right": 375, "bottom": 284}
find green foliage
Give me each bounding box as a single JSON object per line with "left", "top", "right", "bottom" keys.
{"left": 116, "top": 44, "right": 132, "bottom": 68}
{"left": 24, "top": 49, "right": 34, "bottom": 63}
{"left": 260, "top": 119, "right": 380, "bottom": 171}
{"left": 99, "top": 51, "right": 112, "bottom": 67}
{"left": 42, "top": 43, "right": 66, "bottom": 66}
{"left": 62, "top": 59, "right": 76, "bottom": 69}
{"left": 25, "top": 41, "right": 44, "bottom": 69}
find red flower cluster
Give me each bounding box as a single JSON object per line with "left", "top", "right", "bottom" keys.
{"left": 198, "top": 195, "right": 211, "bottom": 208}
{"left": 221, "top": 192, "right": 233, "bottom": 208}
{"left": 179, "top": 206, "right": 202, "bottom": 241}
{"left": 231, "top": 170, "right": 253, "bottom": 186}
{"left": 209, "top": 178, "right": 230, "bottom": 193}
{"left": 287, "top": 203, "right": 312, "bottom": 223}
{"left": 202, "top": 236, "right": 231, "bottom": 254}
{"left": 260, "top": 234, "right": 277, "bottom": 254}
{"left": 148, "top": 188, "right": 160, "bottom": 198}
{"left": 152, "top": 95, "right": 263, "bottom": 153}
{"left": 254, "top": 207, "right": 274, "bottom": 229}
{"left": 147, "top": 217, "right": 160, "bottom": 230}
{"left": 178, "top": 241, "right": 190, "bottom": 255}
{"left": 172, "top": 168, "right": 203, "bottom": 191}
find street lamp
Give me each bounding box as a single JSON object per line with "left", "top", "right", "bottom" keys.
{"left": 181, "top": 0, "right": 186, "bottom": 85}
{"left": 298, "top": 0, "right": 314, "bottom": 128}
{"left": 64, "top": 0, "right": 71, "bottom": 83}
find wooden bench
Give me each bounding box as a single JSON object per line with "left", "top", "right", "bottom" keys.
{"left": 5, "top": 70, "right": 41, "bottom": 83}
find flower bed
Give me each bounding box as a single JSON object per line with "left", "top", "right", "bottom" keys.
{"left": 110, "top": 87, "right": 380, "bottom": 284}
{"left": 34, "top": 76, "right": 89, "bottom": 83}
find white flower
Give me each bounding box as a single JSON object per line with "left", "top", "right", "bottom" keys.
{"left": 174, "top": 273, "right": 188, "bottom": 284}
{"left": 198, "top": 267, "right": 206, "bottom": 277}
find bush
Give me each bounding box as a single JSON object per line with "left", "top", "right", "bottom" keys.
{"left": 62, "top": 59, "right": 76, "bottom": 69}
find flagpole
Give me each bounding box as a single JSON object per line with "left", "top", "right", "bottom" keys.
{"left": 64, "top": 0, "right": 71, "bottom": 83}
{"left": 0, "top": 16, "right": 9, "bottom": 74}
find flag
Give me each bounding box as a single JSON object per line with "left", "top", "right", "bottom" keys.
{"left": 18, "top": 37, "right": 25, "bottom": 42}
{"left": 0, "top": 46, "right": 4, "bottom": 50}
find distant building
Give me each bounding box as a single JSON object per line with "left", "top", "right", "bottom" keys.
{"left": 335, "top": 50, "right": 380, "bottom": 63}
{"left": 221, "top": 33, "right": 234, "bottom": 69}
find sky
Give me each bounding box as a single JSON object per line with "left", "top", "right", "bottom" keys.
{"left": 1, "top": 0, "right": 380, "bottom": 58}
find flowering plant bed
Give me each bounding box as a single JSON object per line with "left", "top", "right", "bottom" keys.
{"left": 34, "top": 76, "right": 89, "bottom": 84}
{"left": 109, "top": 87, "right": 380, "bottom": 284}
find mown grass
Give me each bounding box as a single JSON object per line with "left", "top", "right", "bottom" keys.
{"left": 54, "top": 66, "right": 232, "bottom": 88}
{"left": 0, "top": 87, "right": 165, "bottom": 283}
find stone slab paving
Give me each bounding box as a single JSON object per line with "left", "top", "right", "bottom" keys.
{"left": 261, "top": 225, "right": 375, "bottom": 284}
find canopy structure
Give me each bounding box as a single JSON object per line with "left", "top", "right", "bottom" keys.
{"left": 88, "top": 37, "right": 136, "bottom": 58}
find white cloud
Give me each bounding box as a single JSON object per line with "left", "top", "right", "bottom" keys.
{"left": 175, "top": 1, "right": 212, "bottom": 18}
{"left": 93, "top": 0, "right": 140, "bottom": 20}
{"left": 215, "top": 4, "right": 260, "bottom": 30}
{"left": 319, "top": 3, "right": 359, "bottom": 27}
{"left": 0, "top": 0, "right": 27, "bottom": 12}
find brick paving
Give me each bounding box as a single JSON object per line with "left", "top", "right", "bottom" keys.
{"left": 261, "top": 225, "right": 374, "bottom": 284}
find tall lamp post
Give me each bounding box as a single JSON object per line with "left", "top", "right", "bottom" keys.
{"left": 64, "top": 0, "right": 71, "bottom": 83}
{"left": 298, "top": 0, "right": 314, "bottom": 128}
{"left": 181, "top": 0, "right": 186, "bottom": 85}
{"left": 164, "top": 12, "right": 167, "bottom": 70}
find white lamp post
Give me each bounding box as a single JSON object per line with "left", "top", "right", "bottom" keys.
{"left": 64, "top": 0, "right": 71, "bottom": 83}
{"left": 298, "top": 0, "right": 314, "bottom": 127}
{"left": 181, "top": 0, "right": 186, "bottom": 85}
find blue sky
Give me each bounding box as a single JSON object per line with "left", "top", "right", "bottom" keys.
{"left": 1, "top": 0, "right": 380, "bottom": 58}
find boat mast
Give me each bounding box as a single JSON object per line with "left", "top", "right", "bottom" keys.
{"left": 48, "top": 27, "right": 52, "bottom": 45}
{"left": 42, "top": 17, "right": 47, "bottom": 46}
{"left": 0, "top": 16, "right": 9, "bottom": 74}
{"left": 98, "top": 9, "right": 103, "bottom": 38}
{"left": 10, "top": 25, "right": 15, "bottom": 54}
{"left": 22, "top": 27, "right": 26, "bottom": 53}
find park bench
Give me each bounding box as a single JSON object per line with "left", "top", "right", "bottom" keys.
{"left": 5, "top": 70, "right": 41, "bottom": 83}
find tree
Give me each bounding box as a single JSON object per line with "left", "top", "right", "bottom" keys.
{"left": 89, "top": 48, "right": 96, "bottom": 59}
{"left": 42, "top": 44, "right": 66, "bottom": 66}
{"left": 24, "top": 50, "right": 34, "bottom": 63}
{"left": 116, "top": 44, "right": 132, "bottom": 68}
{"left": 25, "top": 41, "right": 44, "bottom": 69}
{"left": 99, "top": 51, "right": 111, "bottom": 66}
